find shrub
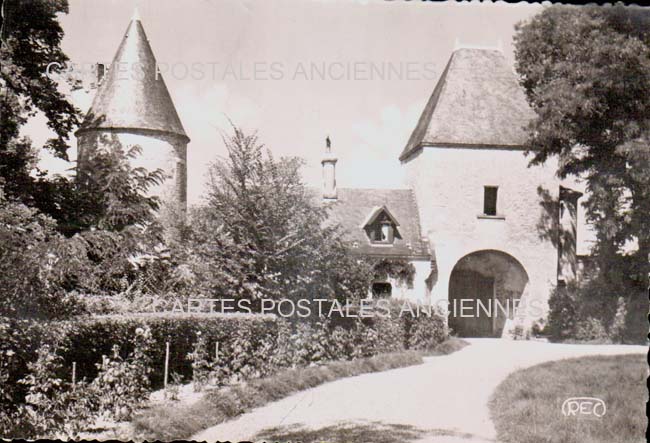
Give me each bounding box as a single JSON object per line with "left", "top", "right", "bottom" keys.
{"left": 573, "top": 318, "right": 610, "bottom": 343}
{"left": 406, "top": 313, "right": 447, "bottom": 351}
{"left": 187, "top": 331, "right": 210, "bottom": 391}
{"left": 193, "top": 127, "right": 375, "bottom": 302}
{"left": 546, "top": 283, "right": 579, "bottom": 341}
{"left": 287, "top": 321, "right": 333, "bottom": 366}
{"left": 90, "top": 327, "right": 154, "bottom": 421}
{"left": 0, "top": 196, "right": 88, "bottom": 320}
{"left": 372, "top": 316, "right": 405, "bottom": 354}
{"left": 0, "top": 317, "right": 48, "bottom": 425}
{"left": 16, "top": 345, "right": 96, "bottom": 439}
{"left": 1, "top": 313, "right": 286, "bottom": 399}
{"left": 1, "top": 307, "right": 449, "bottom": 435}
{"left": 547, "top": 279, "right": 646, "bottom": 344}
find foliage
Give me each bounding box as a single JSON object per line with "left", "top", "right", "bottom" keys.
{"left": 164, "top": 372, "right": 183, "bottom": 402}
{"left": 0, "top": 189, "right": 90, "bottom": 319}
{"left": 0, "top": 317, "right": 44, "bottom": 429}
{"left": 74, "top": 139, "right": 164, "bottom": 233}
{"left": 186, "top": 331, "right": 211, "bottom": 391}
{"left": 0, "top": 313, "right": 287, "bottom": 394}
{"left": 370, "top": 258, "right": 416, "bottom": 287}
{"left": 0, "top": 0, "right": 80, "bottom": 218}
{"left": 2, "top": 307, "right": 448, "bottom": 405}
{"left": 406, "top": 313, "right": 448, "bottom": 351}
{"left": 546, "top": 281, "right": 645, "bottom": 343}
{"left": 0, "top": 182, "right": 169, "bottom": 308}
{"left": 572, "top": 318, "right": 610, "bottom": 343}
{"left": 514, "top": 5, "right": 650, "bottom": 301}
{"left": 546, "top": 284, "right": 578, "bottom": 341}
{"left": 2, "top": 308, "right": 448, "bottom": 438}
{"left": 195, "top": 126, "right": 372, "bottom": 303}
{"left": 16, "top": 345, "right": 96, "bottom": 439}
{"left": 90, "top": 327, "right": 153, "bottom": 421}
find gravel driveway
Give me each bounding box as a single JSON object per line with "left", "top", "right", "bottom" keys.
{"left": 193, "top": 339, "right": 646, "bottom": 443}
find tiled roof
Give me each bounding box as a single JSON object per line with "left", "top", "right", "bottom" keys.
{"left": 76, "top": 16, "right": 189, "bottom": 142}
{"left": 400, "top": 48, "right": 535, "bottom": 161}
{"left": 324, "top": 188, "right": 430, "bottom": 259}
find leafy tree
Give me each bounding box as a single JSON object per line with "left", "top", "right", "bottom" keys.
{"left": 0, "top": 187, "right": 89, "bottom": 319}
{"left": 0, "top": 1, "right": 190, "bottom": 306}
{"left": 514, "top": 5, "right": 650, "bottom": 293}
{"left": 0, "top": 0, "right": 80, "bottom": 214}
{"left": 0, "top": 1, "right": 164, "bottom": 236}
{"left": 194, "top": 126, "right": 371, "bottom": 303}
{"left": 73, "top": 136, "right": 164, "bottom": 232}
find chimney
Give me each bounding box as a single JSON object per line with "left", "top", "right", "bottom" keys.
{"left": 321, "top": 136, "right": 338, "bottom": 200}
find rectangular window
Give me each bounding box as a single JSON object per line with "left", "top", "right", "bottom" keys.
{"left": 483, "top": 186, "right": 498, "bottom": 216}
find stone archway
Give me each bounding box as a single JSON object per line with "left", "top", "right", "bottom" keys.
{"left": 448, "top": 250, "right": 529, "bottom": 337}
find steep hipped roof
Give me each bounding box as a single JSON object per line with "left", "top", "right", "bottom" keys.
{"left": 325, "top": 189, "right": 430, "bottom": 259}
{"left": 400, "top": 48, "right": 534, "bottom": 161}
{"left": 76, "top": 14, "right": 189, "bottom": 142}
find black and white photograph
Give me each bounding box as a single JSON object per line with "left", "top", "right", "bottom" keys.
{"left": 0, "top": 0, "right": 648, "bottom": 442}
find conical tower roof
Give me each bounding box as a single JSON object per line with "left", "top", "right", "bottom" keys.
{"left": 77, "top": 13, "right": 189, "bottom": 142}
{"left": 400, "top": 48, "right": 534, "bottom": 161}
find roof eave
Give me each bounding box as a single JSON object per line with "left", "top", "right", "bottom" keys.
{"left": 75, "top": 126, "right": 190, "bottom": 144}
{"left": 400, "top": 141, "right": 527, "bottom": 163}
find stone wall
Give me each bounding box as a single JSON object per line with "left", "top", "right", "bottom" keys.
{"left": 403, "top": 146, "right": 561, "bottom": 328}
{"left": 77, "top": 129, "right": 188, "bottom": 214}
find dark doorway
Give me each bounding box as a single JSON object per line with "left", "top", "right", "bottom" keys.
{"left": 449, "top": 270, "right": 495, "bottom": 337}
{"left": 447, "top": 250, "right": 529, "bottom": 338}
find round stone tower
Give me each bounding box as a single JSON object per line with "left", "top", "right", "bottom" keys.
{"left": 75, "top": 10, "right": 189, "bottom": 214}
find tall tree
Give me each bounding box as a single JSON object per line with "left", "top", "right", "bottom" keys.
{"left": 196, "top": 126, "right": 371, "bottom": 303}
{"left": 0, "top": 0, "right": 80, "bottom": 213}
{"left": 514, "top": 5, "right": 650, "bottom": 291}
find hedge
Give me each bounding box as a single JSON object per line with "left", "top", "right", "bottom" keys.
{"left": 1, "top": 307, "right": 447, "bottom": 414}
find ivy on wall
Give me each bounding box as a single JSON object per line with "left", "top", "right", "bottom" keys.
{"left": 371, "top": 258, "right": 416, "bottom": 287}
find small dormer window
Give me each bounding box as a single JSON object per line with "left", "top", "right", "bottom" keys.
{"left": 381, "top": 220, "right": 394, "bottom": 243}
{"left": 362, "top": 206, "right": 400, "bottom": 245}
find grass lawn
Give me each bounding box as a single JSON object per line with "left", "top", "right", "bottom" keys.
{"left": 131, "top": 338, "right": 468, "bottom": 440}
{"left": 489, "top": 353, "right": 647, "bottom": 443}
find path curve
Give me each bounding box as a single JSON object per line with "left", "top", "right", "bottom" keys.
{"left": 193, "top": 339, "right": 646, "bottom": 443}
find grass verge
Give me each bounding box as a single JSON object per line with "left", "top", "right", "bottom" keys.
{"left": 422, "top": 336, "right": 469, "bottom": 356}
{"left": 489, "top": 353, "right": 646, "bottom": 443}
{"left": 132, "top": 338, "right": 468, "bottom": 441}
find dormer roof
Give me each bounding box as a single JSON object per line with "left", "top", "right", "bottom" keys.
{"left": 324, "top": 188, "right": 430, "bottom": 259}
{"left": 360, "top": 206, "right": 400, "bottom": 229}
{"left": 76, "top": 14, "right": 189, "bottom": 142}
{"left": 400, "top": 48, "right": 535, "bottom": 161}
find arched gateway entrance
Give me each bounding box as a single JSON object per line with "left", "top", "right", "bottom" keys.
{"left": 448, "top": 250, "right": 529, "bottom": 337}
